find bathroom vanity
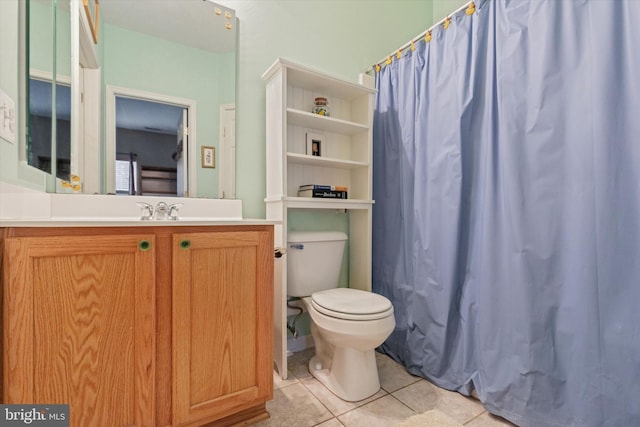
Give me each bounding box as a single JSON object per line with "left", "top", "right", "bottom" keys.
{"left": 1, "top": 220, "right": 274, "bottom": 427}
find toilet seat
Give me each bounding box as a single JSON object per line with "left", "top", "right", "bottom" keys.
{"left": 311, "top": 288, "right": 393, "bottom": 321}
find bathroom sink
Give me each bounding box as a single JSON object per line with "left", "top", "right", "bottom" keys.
{"left": 0, "top": 182, "right": 244, "bottom": 223}
{"left": 49, "top": 194, "right": 243, "bottom": 221}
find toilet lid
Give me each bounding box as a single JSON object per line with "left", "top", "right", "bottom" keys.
{"left": 311, "top": 288, "right": 393, "bottom": 320}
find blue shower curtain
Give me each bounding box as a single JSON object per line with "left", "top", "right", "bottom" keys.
{"left": 372, "top": 1, "right": 640, "bottom": 426}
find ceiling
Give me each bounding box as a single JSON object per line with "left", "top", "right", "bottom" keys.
{"left": 100, "top": 0, "right": 236, "bottom": 54}
{"left": 46, "top": 0, "right": 236, "bottom": 54}
{"left": 116, "top": 97, "right": 184, "bottom": 135}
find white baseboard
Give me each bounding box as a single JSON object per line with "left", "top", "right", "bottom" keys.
{"left": 287, "top": 334, "right": 314, "bottom": 355}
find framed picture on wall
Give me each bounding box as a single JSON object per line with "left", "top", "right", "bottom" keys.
{"left": 305, "top": 132, "right": 323, "bottom": 157}
{"left": 201, "top": 146, "right": 215, "bottom": 168}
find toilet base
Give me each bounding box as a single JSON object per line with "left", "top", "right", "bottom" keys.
{"left": 308, "top": 347, "right": 381, "bottom": 402}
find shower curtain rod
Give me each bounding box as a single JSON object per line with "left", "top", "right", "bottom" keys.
{"left": 367, "top": 0, "right": 473, "bottom": 72}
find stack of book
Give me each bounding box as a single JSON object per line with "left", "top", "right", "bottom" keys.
{"left": 298, "top": 184, "right": 348, "bottom": 199}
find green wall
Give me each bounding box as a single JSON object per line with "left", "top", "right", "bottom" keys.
{"left": 433, "top": 0, "right": 470, "bottom": 22}
{"left": 29, "top": 0, "right": 71, "bottom": 76}
{"left": 232, "top": 0, "right": 433, "bottom": 218}
{"left": 2, "top": 0, "right": 472, "bottom": 212}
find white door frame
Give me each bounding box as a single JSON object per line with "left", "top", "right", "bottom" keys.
{"left": 176, "top": 110, "right": 188, "bottom": 197}
{"left": 105, "top": 85, "right": 197, "bottom": 196}
{"left": 218, "top": 104, "right": 235, "bottom": 199}
{"left": 81, "top": 68, "right": 101, "bottom": 194}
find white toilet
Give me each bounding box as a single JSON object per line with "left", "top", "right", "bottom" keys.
{"left": 287, "top": 231, "right": 395, "bottom": 402}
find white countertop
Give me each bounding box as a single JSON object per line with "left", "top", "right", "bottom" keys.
{"left": 0, "top": 182, "right": 279, "bottom": 227}
{"left": 0, "top": 218, "right": 276, "bottom": 227}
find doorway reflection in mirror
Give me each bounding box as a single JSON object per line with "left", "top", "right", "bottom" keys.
{"left": 29, "top": 77, "right": 72, "bottom": 180}
{"left": 114, "top": 96, "right": 185, "bottom": 197}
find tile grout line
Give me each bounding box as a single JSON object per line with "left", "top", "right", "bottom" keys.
{"left": 311, "top": 418, "right": 345, "bottom": 427}
{"left": 294, "top": 364, "right": 434, "bottom": 426}
{"left": 299, "top": 374, "right": 394, "bottom": 420}
{"left": 298, "top": 378, "right": 339, "bottom": 425}
{"left": 385, "top": 393, "right": 419, "bottom": 417}
{"left": 387, "top": 377, "right": 489, "bottom": 425}
{"left": 463, "top": 409, "right": 488, "bottom": 425}
{"left": 289, "top": 353, "right": 480, "bottom": 426}
{"left": 275, "top": 371, "right": 338, "bottom": 427}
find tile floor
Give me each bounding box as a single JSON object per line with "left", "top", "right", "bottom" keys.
{"left": 255, "top": 349, "right": 516, "bottom": 427}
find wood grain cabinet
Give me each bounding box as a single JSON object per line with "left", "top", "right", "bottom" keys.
{"left": 2, "top": 232, "right": 156, "bottom": 427}
{"left": 172, "top": 230, "right": 273, "bottom": 426}
{"left": 1, "top": 225, "right": 273, "bottom": 427}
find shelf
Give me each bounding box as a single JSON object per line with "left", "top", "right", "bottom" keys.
{"left": 265, "top": 196, "right": 374, "bottom": 210}
{"left": 287, "top": 153, "right": 368, "bottom": 169}
{"left": 263, "top": 58, "right": 375, "bottom": 383}
{"left": 287, "top": 108, "right": 369, "bottom": 135}
{"left": 262, "top": 58, "right": 376, "bottom": 101}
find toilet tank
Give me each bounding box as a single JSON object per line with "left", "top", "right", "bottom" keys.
{"left": 287, "top": 231, "right": 348, "bottom": 297}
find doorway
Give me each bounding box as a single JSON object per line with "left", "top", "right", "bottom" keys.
{"left": 106, "top": 86, "right": 197, "bottom": 196}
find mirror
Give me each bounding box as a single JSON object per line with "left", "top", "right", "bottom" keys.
{"left": 100, "top": 0, "right": 237, "bottom": 199}
{"left": 27, "top": 0, "right": 72, "bottom": 183}
{"left": 28, "top": 0, "right": 237, "bottom": 198}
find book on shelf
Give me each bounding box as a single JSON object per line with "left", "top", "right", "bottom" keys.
{"left": 298, "top": 189, "right": 348, "bottom": 199}
{"left": 299, "top": 184, "right": 348, "bottom": 192}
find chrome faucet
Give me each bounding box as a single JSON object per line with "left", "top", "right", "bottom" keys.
{"left": 136, "top": 201, "right": 182, "bottom": 220}
{"left": 154, "top": 202, "right": 168, "bottom": 220}
{"left": 167, "top": 203, "right": 183, "bottom": 220}
{"left": 136, "top": 202, "right": 154, "bottom": 220}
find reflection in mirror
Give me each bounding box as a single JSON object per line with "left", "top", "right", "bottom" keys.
{"left": 114, "top": 97, "right": 185, "bottom": 197}
{"left": 106, "top": 87, "right": 196, "bottom": 197}
{"left": 28, "top": 0, "right": 72, "bottom": 181}
{"left": 29, "top": 76, "right": 71, "bottom": 179}
{"left": 100, "top": 0, "right": 237, "bottom": 198}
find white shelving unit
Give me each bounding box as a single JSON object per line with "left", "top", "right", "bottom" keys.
{"left": 262, "top": 58, "right": 376, "bottom": 379}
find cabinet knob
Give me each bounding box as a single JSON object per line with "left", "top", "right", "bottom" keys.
{"left": 180, "top": 240, "right": 191, "bottom": 249}
{"left": 139, "top": 240, "right": 152, "bottom": 251}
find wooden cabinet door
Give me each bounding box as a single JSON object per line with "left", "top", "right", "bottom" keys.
{"left": 2, "top": 233, "right": 156, "bottom": 427}
{"left": 172, "top": 230, "right": 273, "bottom": 426}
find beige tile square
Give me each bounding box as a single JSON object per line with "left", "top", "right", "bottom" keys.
{"left": 465, "top": 412, "right": 517, "bottom": 427}
{"left": 376, "top": 352, "right": 421, "bottom": 393}
{"left": 255, "top": 382, "right": 332, "bottom": 427}
{"left": 391, "top": 379, "right": 440, "bottom": 411}
{"left": 338, "top": 395, "right": 415, "bottom": 427}
{"left": 273, "top": 369, "right": 299, "bottom": 390}
{"left": 288, "top": 348, "right": 315, "bottom": 380}
{"left": 392, "top": 380, "right": 485, "bottom": 424}
{"left": 302, "top": 377, "right": 388, "bottom": 416}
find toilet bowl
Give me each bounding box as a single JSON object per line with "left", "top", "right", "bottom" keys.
{"left": 303, "top": 288, "right": 395, "bottom": 401}
{"left": 287, "top": 231, "right": 395, "bottom": 401}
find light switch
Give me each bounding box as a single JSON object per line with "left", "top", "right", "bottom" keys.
{"left": 0, "top": 89, "right": 17, "bottom": 144}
